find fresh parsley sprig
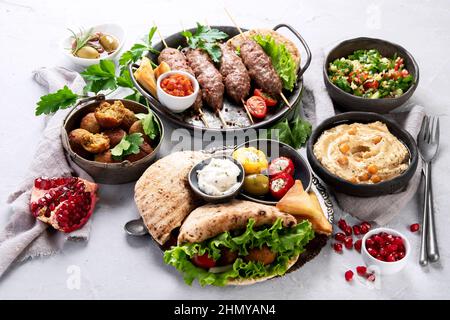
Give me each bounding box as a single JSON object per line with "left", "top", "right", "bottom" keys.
{"left": 119, "top": 26, "right": 159, "bottom": 69}
{"left": 111, "top": 133, "right": 144, "bottom": 158}
{"left": 35, "top": 86, "right": 79, "bottom": 116}
{"left": 136, "top": 112, "right": 160, "bottom": 140}
{"left": 181, "top": 23, "right": 228, "bottom": 63}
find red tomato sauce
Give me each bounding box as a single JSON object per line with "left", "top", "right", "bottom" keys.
{"left": 160, "top": 74, "right": 194, "bottom": 97}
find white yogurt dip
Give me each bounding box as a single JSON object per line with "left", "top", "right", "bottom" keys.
{"left": 197, "top": 158, "right": 241, "bottom": 196}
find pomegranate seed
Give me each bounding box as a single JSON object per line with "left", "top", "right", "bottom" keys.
{"left": 393, "top": 237, "right": 404, "bottom": 247}
{"left": 334, "top": 232, "right": 346, "bottom": 242}
{"left": 386, "top": 244, "right": 398, "bottom": 253}
{"left": 365, "top": 238, "right": 375, "bottom": 248}
{"left": 367, "top": 247, "right": 378, "bottom": 257}
{"left": 344, "top": 225, "right": 353, "bottom": 236}
{"left": 367, "top": 273, "right": 376, "bottom": 282}
{"left": 361, "top": 221, "right": 371, "bottom": 229}
{"left": 379, "top": 247, "right": 387, "bottom": 257}
{"left": 410, "top": 223, "right": 420, "bottom": 232}
{"left": 360, "top": 224, "right": 369, "bottom": 234}
{"left": 344, "top": 237, "right": 353, "bottom": 249}
{"left": 338, "top": 219, "right": 348, "bottom": 232}
{"left": 356, "top": 266, "right": 367, "bottom": 276}
{"left": 345, "top": 270, "right": 354, "bottom": 282}
{"left": 354, "top": 239, "right": 362, "bottom": 252}
{"left": 398, "top": 251, "right": 406, "bottom": 260}
{"left": 34, "top": 178, "right": 43, "bottom": 188}
{"left": 333, "top": 243, "right": 343, "bottom": 253}
{"left": 353, "top": 225, "right": 361, "bottom": 235}
{"left": 386, "top": 254, "right": 396, "bottom": 262}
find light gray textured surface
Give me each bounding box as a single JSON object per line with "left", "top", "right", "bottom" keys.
{"left": 0, "top": 0, "right": 449, "bottom": 299}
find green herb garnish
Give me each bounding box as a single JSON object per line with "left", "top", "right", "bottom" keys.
{"left": 69, "top": 28, "right": 94, "bottom": 55}
{"left": 35, "top": 86, "right": 79, "bottom": 116}
{"left": 181, "top": 23, "right": 228, "bottom": 62}
{"left": 111, "top": 133, "right": 144, "bottom": 158}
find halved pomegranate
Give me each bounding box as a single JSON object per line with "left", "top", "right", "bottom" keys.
{"left": 29, "top": 177, "right": 98, "bottom": 233}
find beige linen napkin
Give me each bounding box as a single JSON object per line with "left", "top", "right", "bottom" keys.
{"left": 302, "top": 51, "right": 424, "bottom": 225}
{"left": 0, "top": 67, "right": 93, "bottom": 279}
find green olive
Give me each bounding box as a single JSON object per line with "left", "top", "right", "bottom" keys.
{"left": 99, "top": 34, "right": 119, "bottom": 53}
{"left": 75, "top": 46, "right": 100, "bottom": 59}
{"left": 243, "top": 174, "right": 269, "bottom": 196}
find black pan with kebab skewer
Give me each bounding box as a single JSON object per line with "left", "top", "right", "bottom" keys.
{"left": 129, "top": 24, "right": 311, "bottom": 133}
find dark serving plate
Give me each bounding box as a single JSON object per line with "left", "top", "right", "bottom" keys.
{"left": 235, "top": 139, "right": 312, "bottom": 205}
{"left": 61, "top": 95, "right": 164, "bottom": 184}
{"left": 324, "top": 37, "right": 419, "bottom": 113}
{"left": 129, "top": 24, "right": 311, "bottom": 132}
{"left": 306, "top": 112, "right": 418, "bottom": 197}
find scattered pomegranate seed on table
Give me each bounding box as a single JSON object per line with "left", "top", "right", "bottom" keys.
{"left": 344, "top": 236, "right": 353, "bottom": 249}
{"left": 345, "top": 270, "right": 354, "bottom": 282}
{"left": 366, "top": 273, "right": 376, "bottom": 282}
{"left": 356, "top": 266, "right": 367, "bottom": 276}
{"left": 354, "top": 239, "right": 362, "bottom": 252}
{"left": 334, "top": 232, "right": 346, "bottom": 242}
{"left": 410, "top": 223, "right": 420, "bottom": 232}
{"left": 353, "top": 225, "right": 361, "bottom": 235}
{"left": 333, "top": 243, "right": 343, "bottom": 253}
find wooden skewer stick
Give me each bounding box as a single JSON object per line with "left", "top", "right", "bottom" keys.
{"left": 224, "top": 8, "right": 292, "bottom": 110}
{"left": 279, "top": 92, "right": 292, "bottom": 109}
{"left": 153, "top": 22, "right": 168, "bottom": 49}
{"left": 241, "top": 99, "right": 254, "bottom": 124}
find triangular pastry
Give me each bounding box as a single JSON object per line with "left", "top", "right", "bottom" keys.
{"left": 276, "top": 180, "right": 332, "bottom": 235}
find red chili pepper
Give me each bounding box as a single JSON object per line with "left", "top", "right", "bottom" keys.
{"left": 192, "top": 253, "right": 216, "bottom": 269}
{"left": 254, "top": 89, "right": 277, "bottom": 107}
{"left": 269, "top": 172, "right": 295, "bottom": 200}
{"left": 268, "top": 157, "right": 295, "bottom": 177}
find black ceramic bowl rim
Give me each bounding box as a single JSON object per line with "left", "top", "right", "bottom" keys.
{"left": 306, "top": 112, "right": 419, "bottom": 197}
{"left": 235, "top": 138, "right": 312, "bottom": 205}
{"left": 323, "top": 37, "right": 419, "bottom": 101}
{"left": 188, "top": 155, "right": 245, "bottom": 203}
{"left": 62, "top": 98, "right": 164, "bottom": 167}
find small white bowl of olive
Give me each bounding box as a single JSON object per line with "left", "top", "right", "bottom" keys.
{"left": 61, "top": 23, "right": 126, "bottom": 67}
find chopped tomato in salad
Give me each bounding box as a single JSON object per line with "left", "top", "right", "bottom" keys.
{"left": 328, "top": 49, "right": 414, "bottom": 99}
{"left": 161, "top": 73, "right": 194, "bottom": 97}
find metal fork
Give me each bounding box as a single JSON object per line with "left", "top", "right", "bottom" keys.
{"left": 417, "top": 115, "right": 440, "bottom": 266}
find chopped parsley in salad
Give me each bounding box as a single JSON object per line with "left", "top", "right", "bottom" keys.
{"left": 328, "top": 49, "right": 414, "bottom": 99}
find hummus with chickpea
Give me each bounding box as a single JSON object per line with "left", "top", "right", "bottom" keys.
{"left": 313, "top": 121, "right": 410, "bottom": 184}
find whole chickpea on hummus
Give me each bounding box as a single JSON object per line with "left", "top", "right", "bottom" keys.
{"left": 313, "top": 121, "right": 410, "bottom": 184}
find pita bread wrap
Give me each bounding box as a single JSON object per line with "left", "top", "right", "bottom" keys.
{"left": 164, "top": 200, "right": 315, "bottom": 286}
{"left": 134, "top": 151, "right": 208, "bottom": 245}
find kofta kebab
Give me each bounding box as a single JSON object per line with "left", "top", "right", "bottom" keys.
{"left": 134, "top": 13, "right": 299, "bottom": 128}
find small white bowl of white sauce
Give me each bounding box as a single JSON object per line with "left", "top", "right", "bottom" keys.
{"left": 188, "top": 156, "right": 245, "bottom": 203}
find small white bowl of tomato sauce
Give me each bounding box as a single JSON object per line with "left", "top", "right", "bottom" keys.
{"left": 361, "top": 227, "right": 410, "bottom": 275}
{"left": 156, "top": 70, "right": 199, "bottom": 113}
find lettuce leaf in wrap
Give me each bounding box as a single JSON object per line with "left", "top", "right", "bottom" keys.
{"left": 163, "top": 219, "right": 314, "bottom": 286}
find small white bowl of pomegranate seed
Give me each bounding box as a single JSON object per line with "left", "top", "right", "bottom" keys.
{"left": 362, "top": 227, "right": 410, "bottom": 275}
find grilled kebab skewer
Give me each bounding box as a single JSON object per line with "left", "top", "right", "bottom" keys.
{"left": 218, "top": 43, "right": 253, "bottom": 123}
{"left": 225, "top": 8, "right": 292, "bottom": 108}
{"left": 184, "top": 48, "right": 228, "bottom": 127}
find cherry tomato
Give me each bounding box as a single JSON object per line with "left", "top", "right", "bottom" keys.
{"left": 394, "top": 58, "right": 404, "bottom": 71}
{"left": 363, "top": 79, "right": 379, "bottom": 90}
{"left": 246, "top": 96, "right": 267, "bottom": 119}
{"left": 268, "top": 157, "right": 295, "bottom": 177}
{"left": 269, "top": 172, "right": 294, "bottom": 200}
{"left": 192, "top": 253, "right": 216, "bottom": 269}
{"left": 254, "top": 89, "right": 277, "bottom": 107}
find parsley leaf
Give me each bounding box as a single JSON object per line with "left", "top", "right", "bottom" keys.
{"left": 136, "top": 111, "right": 160, "bottom": 140}
{"left": 81, "top": 60, "right": 118, "bottom": 94}
{"left": 35, "top": 86, "right": 79, "bottom": 115}
{"left": 111, "top": 133, "right": 144, "bottom": 158}
{"left": 182, "top": 23, "right": 228, "bottom": 63}
{"left": 119, "top": 27, "right": 159, "bottom": 68}
{"left": 116, "top": 69, "right": 134, "bottom": 88}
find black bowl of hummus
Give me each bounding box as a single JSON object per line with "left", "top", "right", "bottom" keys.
{"left": 306, "top": 112, "right": 418, "bottom": 197}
